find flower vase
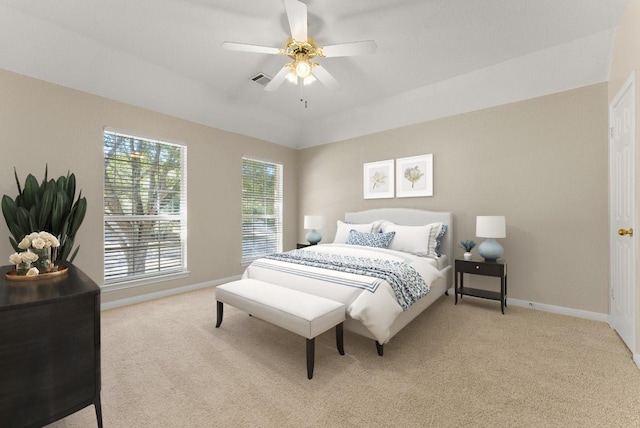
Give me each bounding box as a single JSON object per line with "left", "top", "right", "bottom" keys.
{"left": 464, "top": 252, "right": 472, "bottom": 261}
{"left": 16, "top": 261, "right": 31, "bottom": 275}
{"left": 30, "top": 248, "right": 52, "bottom": 273}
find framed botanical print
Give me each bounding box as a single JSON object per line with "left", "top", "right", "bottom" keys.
{"left": 396, "top": 154, "right": 433, "bottom": 197}
{"left": 363, "top": 159, "right": 394, "bottom": 199}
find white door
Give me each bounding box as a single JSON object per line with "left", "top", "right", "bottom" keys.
{"left": 609, "top": 72, "right": 636, "bottom": 353}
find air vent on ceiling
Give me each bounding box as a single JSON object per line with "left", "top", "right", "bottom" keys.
{"left": 250, "top": 73, "right": 272, "bottom": 87}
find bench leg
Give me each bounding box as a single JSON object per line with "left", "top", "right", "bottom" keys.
{"left": 306, "top": 338, "right": 315, "bottom": 379}
{"left": 336, "top": 322, "right": 345, "bottom": 355}
{"left": 215, "top": 301, "right": 223, "bottom": 328}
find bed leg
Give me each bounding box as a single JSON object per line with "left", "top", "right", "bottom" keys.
{"left": 215, "top": 301, "right": 223, "bottom": 328}
{"left": 307, "top": 338, "right": 315, "bottom": 379}
{"left": 336, "top": 322, "right": 345, "bottom": 355}
{"left": 375, "top": 341, "right": 384, "bottom": 356}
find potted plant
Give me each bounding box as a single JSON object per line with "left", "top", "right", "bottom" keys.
{"left": 2, "top": 166, "right": 87, "bottom": 266}
{"left": 459, "top": 239, "right": 476, "bottom": 261}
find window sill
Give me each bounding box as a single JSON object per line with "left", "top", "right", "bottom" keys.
{"left": 102, "top": 270, "right": 191, "bottom": 291}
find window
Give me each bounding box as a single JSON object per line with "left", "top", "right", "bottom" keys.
{"left": 242, "top": 157, "right": 283, "bottom": 262}
{"left": 103, "top": 129, "right": 187, "bottom": 286}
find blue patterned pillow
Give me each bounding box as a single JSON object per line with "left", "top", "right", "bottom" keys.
{"left": 345, "top": 230, "right": 396, "bottom": 248}
{"left": 435, "top": 224, "right": 448, "bottom": 257}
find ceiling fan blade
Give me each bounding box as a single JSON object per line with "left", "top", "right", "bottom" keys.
{"left": 264, "top": 65, "right": 291, "bottom": 92}
{"left": 321, "top": 40, "right": 377, "bottom": 57}
{"left": 312, "top": 65, "right": 341, "bottom": 91}
{"left": 284, "top": 0, "right": 307, "bottom": 42}
{"left": 222, "top": 42, "right": 281, "bottom": 55}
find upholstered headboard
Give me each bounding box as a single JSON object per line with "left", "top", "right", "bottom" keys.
{"left": 345, "top": 208, "right": 453, "bottom": 258}
{"left": 345, "top": 208, "right": 453, "bottom": 285}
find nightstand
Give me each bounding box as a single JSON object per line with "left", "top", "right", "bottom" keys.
{"left": 455, "top": 259, "right": 508, "bottom": 314}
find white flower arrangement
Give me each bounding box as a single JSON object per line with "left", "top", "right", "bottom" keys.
{"left": 11, "top": 231, "right": 61, "bottom": 275}
{"left": 9, "top": 251, "right": 39, "bottom": 265}
{"left": 18, "top": 231, "right": 60, "bottom": 250}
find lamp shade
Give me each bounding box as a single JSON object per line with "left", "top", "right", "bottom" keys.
{"left": 304, "top": 215, "right": 323, "bottom": 245}
{"left": 476, "top": 216, "right": 506, "bottom": 262}
{"left": 304, "top": 215, "right": 323, "bottom": 230}
{"left": 476, "top": 216, "right": 506, "bottom": 238}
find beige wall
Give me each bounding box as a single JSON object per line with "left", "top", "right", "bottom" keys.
{"left": 299, "top": 83, "right": 609, "bottom": 314}
{"left": 0, "top": 69, "right": 298, "bottom": 303}
{"left": 0, "top": 56, "right": 613, "bottom": 318}
{"left": 609, "top": 0, "right": 640, "bottom": 357}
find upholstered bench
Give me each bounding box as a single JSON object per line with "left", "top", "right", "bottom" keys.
{"left": 215, "top": 279, "right": 345, "bottom": 379}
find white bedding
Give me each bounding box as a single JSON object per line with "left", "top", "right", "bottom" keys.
{"left": 242, "top": 243, "right": 443, "bottom": 344}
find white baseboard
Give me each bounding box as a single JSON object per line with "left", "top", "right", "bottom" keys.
{"left": 100, "top": 275, "right": 242, "bottom": 311}
{"left": 634, "top": 353, "right": 640, "bottom": 370}
{"left": 507, "top": 298, "right": 609, "bottom": 323}
{"left": 445, "top": 287, "right": 608, "bottom": 322}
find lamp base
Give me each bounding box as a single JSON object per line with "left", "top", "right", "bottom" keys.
{"left": 477, "top": 238, "right": 503, "bottom": 262}
{"left": 305, "top": 229, "right": 322, "bottom": 245}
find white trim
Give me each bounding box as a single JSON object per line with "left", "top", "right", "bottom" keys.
{"left": 446, "top": 288, "right": 608, "bottom": 322}
{"left": 608, "top": 71, "right": 637, "bottom": 355}
{"left": 634, "top": 353, "right": 640, "bottom": 369}
{"left": 507, "top": 298, "right": 608, "bottom": 323}
{"left": 104, "top": 127, "right": 186, "bottom": 148}
{"left": 101, "top": 270, "right": 191, "bottom": 292}
{"left": 100, "top": 274, "right": 241, "bottom": 310}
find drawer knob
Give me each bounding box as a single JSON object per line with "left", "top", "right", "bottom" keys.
{"left": 475, "top": 265, "right": 479, "bottom": 269}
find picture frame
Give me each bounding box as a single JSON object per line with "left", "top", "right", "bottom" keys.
{"left": 363, "top": 159, "right": 394, "bottom": 199}
{"left": 396, "top": 154, "right": 433, "bottom": 198}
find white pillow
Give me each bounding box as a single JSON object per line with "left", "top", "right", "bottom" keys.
{"left": 333, "top": 220, "right": 373, "bottom": 243}
{"left": 382, "top": 222, "right": 444, "bottom": 258}
{"left": 371, "top": 219, "right": 395, "bottom": 233}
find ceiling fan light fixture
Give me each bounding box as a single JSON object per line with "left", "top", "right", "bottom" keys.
{"left": 223, "top": 0, "right": 375, "bottom": 93}
{"left": 294, "top": 59, "right": 312, "bottom": 78}
{"left": 285, "top": 71, "right": 298, "bottom": 84}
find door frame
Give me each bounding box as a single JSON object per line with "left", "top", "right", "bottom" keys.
{"left": 608, "top": 70, "right": 637, "bottom": 362}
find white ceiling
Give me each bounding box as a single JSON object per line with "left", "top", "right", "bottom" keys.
{"left": 0, "top": 0, "right": 627, "bottom": 148}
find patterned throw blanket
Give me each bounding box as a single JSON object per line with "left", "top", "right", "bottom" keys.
{"left": 261, "top": 249, "right": 429, "bottom": 311}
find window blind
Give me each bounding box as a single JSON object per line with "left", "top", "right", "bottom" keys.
{"left": 242, "top": 157, "right": 283, "bottom": 262}
{"left": 103, "top": 130, "right": 187, "bottom": 285}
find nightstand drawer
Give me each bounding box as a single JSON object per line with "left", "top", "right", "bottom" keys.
{"left": 456, "top": 261, "right": 503, "bottom": 276}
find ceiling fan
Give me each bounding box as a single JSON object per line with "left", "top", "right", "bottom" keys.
{"left": 222, "top": 0, "right": 377, "bottom": 92}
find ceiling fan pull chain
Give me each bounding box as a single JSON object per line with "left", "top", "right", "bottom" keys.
{"left": 299, "top": 78, "right": 303, "bottom": 102}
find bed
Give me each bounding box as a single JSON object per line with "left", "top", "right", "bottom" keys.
{"left": 242, "top": 208, "right": 453, "bottom": 355}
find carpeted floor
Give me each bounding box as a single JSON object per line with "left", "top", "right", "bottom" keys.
{"left": 47, "top": 287, "right": 640, "bottom": 428}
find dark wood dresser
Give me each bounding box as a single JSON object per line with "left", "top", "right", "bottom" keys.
{"left": 0, "top": 262, "right": 102, "bottom": 428}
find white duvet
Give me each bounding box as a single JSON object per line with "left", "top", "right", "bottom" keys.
{"left": 242, "top": 244, "right": 443, "bottom": 343}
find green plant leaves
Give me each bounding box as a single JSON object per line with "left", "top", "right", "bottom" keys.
{"left": 2, "top": 166, "right": 87, "bottom": 263}
{"left": 38, "top": 189, "right": 54, "bottom": 230}
{"left": 66, "top": 173, "right": 76, "bottom": 202}
{"left": 69, "top": 197, "right": 87, "bottom": 237}
{"left": 51, "top": 190, "right": 69, "bottom": 236}
{"left": 22, "top": 174, "right": 39, "bottom": 209}
{"left": 1, "top": 195, "right": 17, "bottom": 232}
{"left": 15, "top": 207, "right": 30, "bottom": 234}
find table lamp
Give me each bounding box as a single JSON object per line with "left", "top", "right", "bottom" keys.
{"left": 304, "top": 215, "right": 323, "bottom": 245}
{"left": 476, "top": 216, "right": 506, "bottom": 262}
